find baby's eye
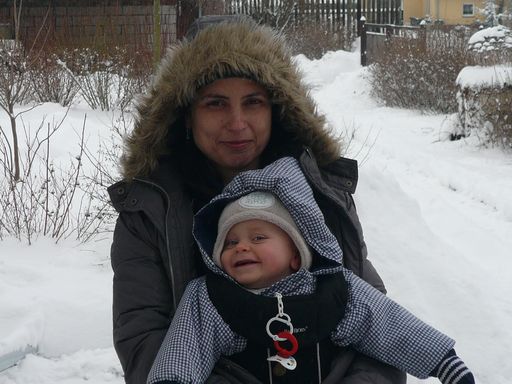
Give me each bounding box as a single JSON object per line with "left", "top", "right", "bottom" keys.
{"left": 253, "top": 235, "right": 267, "bottom": 242}
{"left": 224, "top": 239, "right": 238, "bottom": 249}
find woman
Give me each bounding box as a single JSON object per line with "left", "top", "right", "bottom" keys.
{"left": 108, "top": 16, "right": 406, "bottom": 384}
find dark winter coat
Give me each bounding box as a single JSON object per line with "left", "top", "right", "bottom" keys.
{"left": 109, "top": 152, "right": 411, "bottom": 384}
{"left": 108, "top": 19, "right": 408, "bottom": 384}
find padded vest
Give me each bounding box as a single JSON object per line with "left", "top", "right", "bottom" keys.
{"left": 206, "top": 272, "right": 348, "bottom": 383}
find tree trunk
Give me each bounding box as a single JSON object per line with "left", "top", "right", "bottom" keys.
{"left": 9, "top": 113, "right": 20, "bottom": 182}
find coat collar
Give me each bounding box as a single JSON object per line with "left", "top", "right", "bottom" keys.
{"left": 299, "top": 148, "right": 358, "bottom": 195}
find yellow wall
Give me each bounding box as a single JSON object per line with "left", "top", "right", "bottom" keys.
{"left": 403, "top": 0, "right": 425, "bottom": 25}
{"left": 403, "top": 0, "right": 485, "bottom": 25}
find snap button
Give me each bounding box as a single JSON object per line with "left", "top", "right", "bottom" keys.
{"left": 345, "top": 180, "right": 353, "bottom": 187}
{"left": 130, "top": 198, "right": 138, "bottom": 205}
{"left": 117, "top": 187, "right": 125, "bottom": 195}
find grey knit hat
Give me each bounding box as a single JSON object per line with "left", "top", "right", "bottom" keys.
{"left": 212, "top": 191, "right": 312, "bottom": 270}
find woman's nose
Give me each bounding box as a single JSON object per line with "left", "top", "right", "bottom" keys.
{"left": 226, "top": 105, "right": 248, "bottom": 131}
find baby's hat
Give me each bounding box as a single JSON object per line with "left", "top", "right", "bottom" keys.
{"left": 212, "top": 191, "right": 312, "bottom": 270}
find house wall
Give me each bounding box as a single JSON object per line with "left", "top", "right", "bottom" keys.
{"left": 436, "top": 0, "right": 484, "bottom": 25}
{"left": 403, "top": 0, "right": 485, "bottom": 25}
{"left": 403, "top": 0, "right": 425, "bottom": 25}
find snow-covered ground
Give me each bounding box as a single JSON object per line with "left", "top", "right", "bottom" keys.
{"left": 1, "top": 49, "right": 511, "bottom": 383}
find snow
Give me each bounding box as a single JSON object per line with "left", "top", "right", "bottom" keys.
{"left": 468, "top": 25, "right": 511, "bottom": 44}
{"left": 1, "top": 48, "right": 512, "bottom": 383}
{"left": 467, "top": 25, "right": 512, "bottom": 53}
{"left": 456, "top": 65, "right": 512, "bottom": 88}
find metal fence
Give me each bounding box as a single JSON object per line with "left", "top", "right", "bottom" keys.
{"left": 224, "top": 0, "right": 402, "bottom": 31}
{"left": 360, "top": 21, "right": 480, "bottom": 66}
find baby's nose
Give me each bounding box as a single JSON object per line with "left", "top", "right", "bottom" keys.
{"left": 235, "top": 241, "right": 250, "bottom": 252}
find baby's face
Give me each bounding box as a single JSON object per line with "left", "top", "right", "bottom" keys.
{"left": 220, "top": 219, "right": 300, "bottom": 289}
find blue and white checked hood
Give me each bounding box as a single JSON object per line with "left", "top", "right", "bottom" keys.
{"left": 193, "top": 157, "right": 344, "bottom": 276}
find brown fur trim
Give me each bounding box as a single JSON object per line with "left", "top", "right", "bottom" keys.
{"left": 121, "top": 20, "right": 342, "bottom": 180}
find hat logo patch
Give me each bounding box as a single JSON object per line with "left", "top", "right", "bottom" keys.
{"left": 238, "top": 192, "right": 275, "bottom": 209}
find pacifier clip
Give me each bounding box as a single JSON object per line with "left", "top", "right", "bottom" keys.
{"left": 265, "top": 293, "right": 299, "bottom": 370}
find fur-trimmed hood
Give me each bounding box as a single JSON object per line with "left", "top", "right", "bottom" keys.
{"left": 121, "top": 18, "right": 341, "bottom": 180}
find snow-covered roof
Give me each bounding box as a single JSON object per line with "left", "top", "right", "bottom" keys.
{"left": 456, "top": 65, "right": 512, "bottom": 88}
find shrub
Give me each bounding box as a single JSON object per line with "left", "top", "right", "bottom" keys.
{"left": 284, "top": 19, "right": 356, "bottom": 58}
{"left": 369, "top": 26, "right": 474, "bottom": 113}
{"left": 60, "top": 46, "right": 152, "bottom": 111}
{"left": 467, "top": 25, "right": 512, "bottom": 65}
{"left": 456, "top": 66, "right": 512, "bottom": 149}
{"left": 24, "top": 42, "right": 152, "bottom": 110}
{"left": 0, "top": 112, "right": 121, "bottom": 244}
{"left": 28, "top": 51, "right": 79, "bottom": 107}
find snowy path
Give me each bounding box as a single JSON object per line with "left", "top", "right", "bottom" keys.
{"left": 304, "top": 51, "right": 512, "bottom": 383}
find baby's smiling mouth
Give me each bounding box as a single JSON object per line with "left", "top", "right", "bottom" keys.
{"left": 234, "top": 259, "right": 258, "bottom": 267}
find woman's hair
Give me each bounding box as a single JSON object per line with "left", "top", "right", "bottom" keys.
{"left": 121, "top": 17, "right": 341, "bottom": 181}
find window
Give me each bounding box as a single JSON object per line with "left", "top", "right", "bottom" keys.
{"left": 463, "top": 4, "right": 474, "bottom": 17}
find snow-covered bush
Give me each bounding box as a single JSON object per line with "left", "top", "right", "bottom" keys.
{"left": 61, "top": 46, "right": 152, "bottom": 111}
{"left": 481, "top": 0, "right": 501, "bottom": 27}
{"left": 479, "top": 0, "right": 512, "bottom": 27}
{"left": 0, "top": 39, "right": 36, "bottom": 184}
{"left": 284, "top": 19, "right": 356, "bottom": 58}
{"left": 0, "top": 112, "right": 122, "bottom": 244}
{"left": 456, "top": 65, "right": 512, "bottom": 148}
{"left": 28, "top": 52, "right": 79, "bottom": 107}
{"left": 468, "top": 25, "right": 512, "bottom": 64}
{"left": 369, "top": 27, "right": 472, "bottom": 113}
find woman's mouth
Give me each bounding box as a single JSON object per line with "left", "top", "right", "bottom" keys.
{"left": 222, "top": 140, "right": 252, "bottom": 150}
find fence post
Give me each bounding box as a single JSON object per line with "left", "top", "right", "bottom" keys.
{"left": 176, "top": 0, "right": 198, "bottom": 40}
{"left": 153, "top": 0, "right": 161, "bottom": 68}
{"left": 356, "top": 0, "right": 362, "bottom": 36}
{"left": 385, "top": 24, "right": 392, "bottom": 41}
{"left": 419, "top": 23, "right": 427, "bottom": 53}
{"left": 360, "top": 16, "right": 367, "bottom": 67}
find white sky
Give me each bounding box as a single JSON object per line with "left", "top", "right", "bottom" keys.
{"left": 1, "top": 48, "right": 511, "bottom": 383}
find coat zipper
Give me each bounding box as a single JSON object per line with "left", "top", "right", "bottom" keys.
{"left": 134, "top": 177, "right": 178, "bottom": 311}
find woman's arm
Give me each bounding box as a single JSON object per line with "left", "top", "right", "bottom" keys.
{"left": 111, "top": 211, "right": 173, "bottom": 384}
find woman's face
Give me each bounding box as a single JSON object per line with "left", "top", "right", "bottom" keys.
{"left": 188, "top": 78, "right": 272, "bottom": 183}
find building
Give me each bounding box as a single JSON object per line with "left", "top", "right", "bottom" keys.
{"left": 403, "top": 0, "right": 486, "bottom": 25}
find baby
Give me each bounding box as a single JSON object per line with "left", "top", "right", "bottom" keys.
{"left": 147, "top": 157, "right": 474, "bottom": 384}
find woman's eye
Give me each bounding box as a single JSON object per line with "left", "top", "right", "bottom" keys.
{"left": 245, "top": 97, "right": 265, "bottom": 107}
{"left": 206, "top": 99, "right": 225, "bottom": 108}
